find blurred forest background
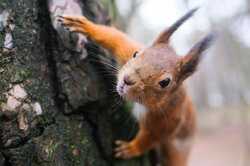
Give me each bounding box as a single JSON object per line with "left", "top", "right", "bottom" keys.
{"left": 113, "top": 0, "right": 250, "bottom": 165}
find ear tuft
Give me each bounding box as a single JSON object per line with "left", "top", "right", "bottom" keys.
{"left": 153, "top": 7, "right": 199, "bottom": 45}
{"left": 189, "top": 32, "right": 216, "bottom": 57}
{"left": 177, "top": 32, "right": 216, "bottom": 82}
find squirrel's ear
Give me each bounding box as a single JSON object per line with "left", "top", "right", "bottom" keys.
{"left": 153, "top": 8, "right": 198, "bottom": 45}
{"left": 176, "top": 33, "right": 215, "bottom": 82}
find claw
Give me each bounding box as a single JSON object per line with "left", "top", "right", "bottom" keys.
{"left": 57, "top": 15, "right": 64, "bottom": 18}
{"left": 56, "top": 15, "right": 64, "bottom": 22}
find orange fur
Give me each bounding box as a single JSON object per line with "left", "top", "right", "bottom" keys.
{"left": 58, "top": 9, "right": 213, "bottom": 166}
{"left": 58, "top": 15, "right": 142, "bottom": 65}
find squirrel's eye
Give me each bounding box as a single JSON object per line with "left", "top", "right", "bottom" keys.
{"left": 133, "top": 51, "right": 138, "bottom": 58}
{"left": 159, "top": 77, "right": 171, "bottom": 88}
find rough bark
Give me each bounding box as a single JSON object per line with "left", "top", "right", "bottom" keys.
{"left": 0, "top": 0, "right": 150, "bottom": 165}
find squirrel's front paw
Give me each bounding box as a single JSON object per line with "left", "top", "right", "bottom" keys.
{"left": 57, "top": 15, "right": 86, "bottom": 25}
{"left": 57, "top": 16, "right": 74, "bottom": 27}
{"left": 57, "top": 15, "right": 88, "bottom": 34}
{"left": 114, "top": 140, "right": 141, "bottom": 159}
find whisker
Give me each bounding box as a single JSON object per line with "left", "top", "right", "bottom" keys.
{"left": 88, "top": 55, "right": 118, "bottom": 73}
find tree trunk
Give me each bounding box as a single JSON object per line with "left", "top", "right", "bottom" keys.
{"left": 0, "top": 0, "right": 150, "bottom": 165}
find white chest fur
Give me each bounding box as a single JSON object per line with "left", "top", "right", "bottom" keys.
{"left": 132, "top": 103, "right": 148, "bottom": 121}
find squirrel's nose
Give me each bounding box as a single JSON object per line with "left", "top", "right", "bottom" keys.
{"left": 123, "top": 75, "right": 135, "bottom": 86}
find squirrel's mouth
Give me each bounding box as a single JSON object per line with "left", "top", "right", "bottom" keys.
{"left": 116, "top": 73, "right": 137, "bottom": 98}
{"left": 116, "top": 82, "right": 128, "bottom": 97}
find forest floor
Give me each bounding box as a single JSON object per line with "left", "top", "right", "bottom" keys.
{"left": 189, "top": 109, "right": 250, "bottom": 166}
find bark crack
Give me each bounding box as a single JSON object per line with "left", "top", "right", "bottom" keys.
{"left": 37, "top": 0, "right": 65, "bottom": 114}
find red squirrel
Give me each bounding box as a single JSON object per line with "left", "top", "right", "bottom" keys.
{"left": 58, "top": 8, "right": 214, "bottom": 166}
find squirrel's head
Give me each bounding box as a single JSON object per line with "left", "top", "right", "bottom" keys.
{"left": 117, "top": 8, "right": 214, "bottom": 104}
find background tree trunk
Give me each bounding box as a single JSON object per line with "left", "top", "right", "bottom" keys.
{"left": 0, "top": 0, "right": 150, "bottom": 165}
